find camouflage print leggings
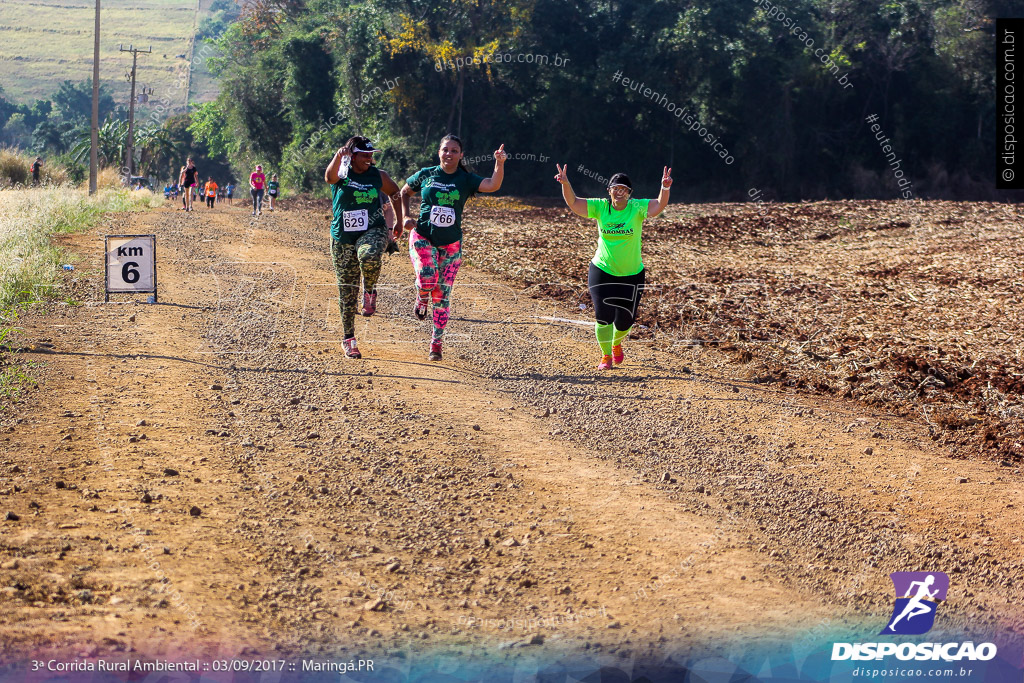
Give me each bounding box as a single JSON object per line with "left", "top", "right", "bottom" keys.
{"left": 409, "top": 229, "right": 462, "bottom": 343}
{"left": 331, "top": 226, "right": 390, "bottom": 338}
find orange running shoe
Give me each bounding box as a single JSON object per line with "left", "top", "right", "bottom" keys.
{"left": 612, "top": 344, "right": 624, "bottom": 365}
{"left": 597, "top": 355, "right": 613, "bottom": 370}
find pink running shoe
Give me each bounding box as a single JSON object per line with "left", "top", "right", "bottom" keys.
{"left": 342, "top": 338, "right": 361, "bottom": 359}
{"left": 360, "top": 290, "right": 377, "bottom": 317}
{"left": 428, "top": 341, "right": 443, "bottom": 361}
{"left": 597, "top": 354, "right": 613, "bottom": 370}
{"left": 612, "top": 344, "right": 624, "bottom": 365}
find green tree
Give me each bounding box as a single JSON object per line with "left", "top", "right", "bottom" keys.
{"left": 52, "top": 80, "right": 116, "bottom": 123}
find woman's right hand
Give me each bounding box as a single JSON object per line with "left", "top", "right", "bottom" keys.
{"left": 554, "top": 163, "right": 569, "bottom": 185}
{"left": 403, "top": 217, "right": 416, "bottom": 232}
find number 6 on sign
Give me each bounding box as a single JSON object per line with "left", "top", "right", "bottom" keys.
{"left": 105, "top": 234, "right": 157, "bottom": 303}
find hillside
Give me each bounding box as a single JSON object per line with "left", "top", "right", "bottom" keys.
{"left": 0, "top": 0, "right": 219, "bottom": 114}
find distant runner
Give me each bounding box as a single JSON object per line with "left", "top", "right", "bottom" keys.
{"left": 31, "top": 157, "right": 42, "bottom": 185}
{"left": 554, "top": 164, "right": 672, "bottom": 370}
{"left": 204, "top": 177, "right": 218, "bottom": 208}
{"left": 324, "top": 136, "right": 402, "bottom": 359}
{"left": 177, "top": 166, "right": 188, "bottom": 210}
{"left": 181, "top": 158, "right": 199, "bottom": 211}
{"left": 267, "top": 174, "right": 280, "bottom": 210}
{"left": 225, "top": 182, "right": 234, "bottom": 205}
{"left": 250, "top": 165, "right": 266, "bottom": 216}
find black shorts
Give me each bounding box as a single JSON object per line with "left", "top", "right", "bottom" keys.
{"left": 268, "top": 190, "right": 278, "bottom": 197}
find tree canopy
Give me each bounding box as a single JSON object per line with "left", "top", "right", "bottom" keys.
{"left": 189, "top": 0, "right": 1009, "bottom": 199}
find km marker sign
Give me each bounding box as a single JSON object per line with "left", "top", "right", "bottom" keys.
{"left": 105, "top": 234, "right": 158, "bottom": 302}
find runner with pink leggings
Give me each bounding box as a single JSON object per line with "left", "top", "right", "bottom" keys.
{"left": 399, "top": 135, "right": 507, "bottom": 361}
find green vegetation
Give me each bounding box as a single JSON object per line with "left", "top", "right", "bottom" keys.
{"left": 0, "top": 77, "right": 231, "bottom": 185}
{"left": 0, "top": 292, "right": 39, "bottom": 413}
{"left": 0, "top": 0, "right": 238, "bottom": 184}
{"left": 193, "top": 0, "right": 1008, "bottom": 200}
{"left": 0, "top": 358, "right": 39, "bottom": 410}
{"left": 0, "top": 183, "right": 160, "bottom": 309}
{"left": 0, "top": 181, "right": 160, "bottom": 411}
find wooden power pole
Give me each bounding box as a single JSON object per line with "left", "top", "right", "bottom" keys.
{"left": 119, "top": 44, "right": 151, "bottom": 181}
{"left": 89, "top": 0, "right": 100, "bottom": 194}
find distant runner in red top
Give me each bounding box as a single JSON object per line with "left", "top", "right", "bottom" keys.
{"left": 250, "top": 165, "right": 266, "bottom": 216}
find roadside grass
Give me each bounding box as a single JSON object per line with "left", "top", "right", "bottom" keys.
{"left": 0, "top": 184, "right": 160, "bottom": 411}
{"left": 0, "top": 360, "right": 39, "bottom": 410}
{"left": 0, "top": 147, "right": 70, "bottom": 186}
{"left": 0, "top": 185, "right": 160, "bottom": 308}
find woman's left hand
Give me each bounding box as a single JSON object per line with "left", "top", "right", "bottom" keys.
{"left": 661, "top": 166, "right": 673, "bottom": 189}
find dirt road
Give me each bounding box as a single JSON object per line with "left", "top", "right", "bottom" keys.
{"left": 1, "top": 201, "right": 1021, "bottom": 664}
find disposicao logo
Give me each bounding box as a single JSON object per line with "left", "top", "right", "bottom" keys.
{"left": 831, "top": 571, "right": 998, "bottom": 662}
{"left": 882, "top": 571, "right": 948, "bottom": 635}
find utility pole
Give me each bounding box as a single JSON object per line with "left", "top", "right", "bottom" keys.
{"left": 89, "top": 0, "right": 100, "bottom": 195}
{"left": 119, "top": 44, "right": 151, "bottom": 182}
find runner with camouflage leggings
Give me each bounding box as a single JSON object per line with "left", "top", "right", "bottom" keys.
{"left": 325, "top": 136, "right": 402, "bottom": 359}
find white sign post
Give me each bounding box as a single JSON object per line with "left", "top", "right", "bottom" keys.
{"left": 105, "top": 234, "right": 157, "bottom": 303}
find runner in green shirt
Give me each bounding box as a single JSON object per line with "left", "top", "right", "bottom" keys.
{"left": 399, "top": 134, "right": 507, "bottom": 361}
{"left": 554, "top": 164, "right": 673, "bottom": 370}
{"left": 267, "top": 174, "right": 280, "bottom": 210}
{"left": 325, "top": 136, "right": 402, "bottom": 359}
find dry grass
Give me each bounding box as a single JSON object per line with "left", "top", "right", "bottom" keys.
{"left": 0, "top": 148, "right": 70, "bottom": 187}
{"left": 0, "top": 185, "right": 160, "bottom": 308}
{"left": 93, "top": 166, "right": 125, "bottom": 190}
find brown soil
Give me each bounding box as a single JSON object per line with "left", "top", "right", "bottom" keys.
{"left": 0, "top": 199, "right": 1022, "bottom": 664}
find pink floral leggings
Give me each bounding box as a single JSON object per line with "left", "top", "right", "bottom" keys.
{"left": 409, "top": 229, "right": 462, "bottom": 342}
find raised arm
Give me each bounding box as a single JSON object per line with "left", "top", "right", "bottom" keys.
{"left": 554, "top": 164, "right": 588, "bottom": 217}
{"left": 647, "top": 166, "right": 672, "bottom": 218}
{"left": 324, "top": 147, "right": 349, "bottom": 184}
{"left": 477, "top": 144, "right": 507, "bottom": 193}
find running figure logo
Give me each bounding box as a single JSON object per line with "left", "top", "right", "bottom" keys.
{"left": 881, "top": 572, "right": 949, "bottom": 635}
